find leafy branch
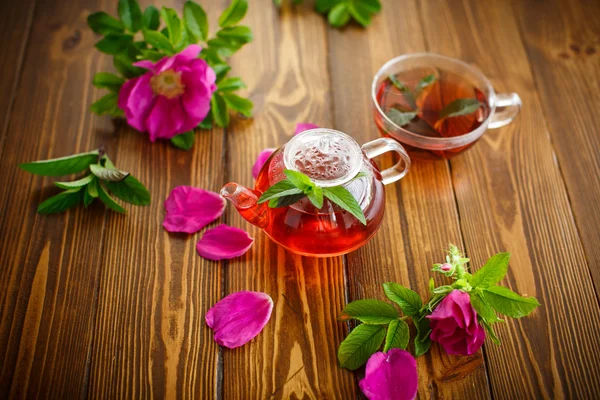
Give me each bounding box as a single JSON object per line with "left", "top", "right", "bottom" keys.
{"left": 275, "top": 0, "right": 382, "bottom": 28}
{"left": 19, "top": 149, "right": 150, "bottom": 214}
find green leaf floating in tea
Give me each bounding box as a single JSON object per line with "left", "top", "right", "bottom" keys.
{"left": 438, "top": 98, "right": 482, "bottom": 119}
{"left": 386, "top": 108, "right": 417, "bottom": 127}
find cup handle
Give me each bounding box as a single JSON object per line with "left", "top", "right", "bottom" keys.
{"left": 488, "top": 93, "right": 522, "bottom": 129}
{"left": 362, "top": 138, "right": 411, "bottom": 185}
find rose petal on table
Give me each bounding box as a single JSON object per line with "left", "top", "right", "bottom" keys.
{"left": 252, "top": 148, "right": 276, "bottom": 179}
{"left": 163, "top": 186, "right": 226, "bottom": 233}
{"left": 359, "top": 349, "right": 418, "bottom": 400}
{"left": 294, "top": 123, "right": 319, "bottom": 135}
{"left": 196, "top": 224, "right": 254, "bottom": 261}
{"left": 205, "top": 290, "right": 273, "bottom": 348}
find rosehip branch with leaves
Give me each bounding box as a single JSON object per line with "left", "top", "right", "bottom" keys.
{"left": 88, "top": 0, "right": 253, "bottom": 150}
{"left": 337, "top": 245, "right": 541, "bottom": 370}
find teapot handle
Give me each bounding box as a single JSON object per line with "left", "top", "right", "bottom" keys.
{"left": 361, "top": 138, "right": 411, "bottom": 185}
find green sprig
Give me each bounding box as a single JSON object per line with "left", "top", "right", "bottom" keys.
{"left": 257, "top": 169, "right": 367, "bottom": 225}
{"left": 275, "top": 0, "right": 382, "bottom": 29}
{"left": 336, "top": 245, "right": 541, "bottom": 370}
{"left": 19, "top": 149, "right": 150, "bottom": 214}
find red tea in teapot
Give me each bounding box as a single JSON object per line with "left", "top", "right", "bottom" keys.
{"left": 221, "top": 129, "right": 409, "bottom": 257}
{"left": 375, "top": 68, "right": 490, "bottom": 157}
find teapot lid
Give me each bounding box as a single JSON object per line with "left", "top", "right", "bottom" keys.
{"left": 283, "top": 128, "right": 363, "bottom": 187}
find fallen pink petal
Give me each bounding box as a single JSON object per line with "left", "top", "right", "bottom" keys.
{"left": 294, "top": 122, "right": 319, "bottom": 135}
{"left": 359, "top": 349, "right": 418, "bottom": 400}
{"left": 205, "top": 291, "right": 273, "bottom": 348}
{"left": 252, "top": 148, "right": 276, "bottom": 179}
{"left": 163, "top": 186, "right": 226, "bottom": 234}
{"left": 196, "top": 224, "right": 254, "bottom": 260}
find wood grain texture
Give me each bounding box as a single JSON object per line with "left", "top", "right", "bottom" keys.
{"left": 512, "top": 0, "right": 600, "bottom": 292}
{"left": 86, "top": 1, "right": 223, "bottom": 398}
{"left": 222, "top": 2, "right": 356, "bottom": 399}
{"left": 0, "top": 0, "right": 35, "bottom": 155}
{"left": 327, "top": 0, "right": 491, "bottom": 397}
{"left": 0, "top": 0, "right": 108, "bottom": 396}
{"left": 419, "top": 0, "right": 600, "bottom": 398}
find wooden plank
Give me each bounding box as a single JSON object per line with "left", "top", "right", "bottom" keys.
{"left": 86, "top": 1, "right": 223, "bottom": 398}
{"left": 222, "top": 2, "right": 355, "bottom": 399}
{"left": 418, "top": 0, "right": 600, "bottom": 398}
{"left": 512, "top": 0, "right": 600, "bottom": 292}
{"left": 0, "top": 0, "right": 107, "bottom": 397}
{"left": 0, "top": 0, "right": 36, "bottom": 154}
{"left": 326, "top": 1, "right": 492, "bottom": 398}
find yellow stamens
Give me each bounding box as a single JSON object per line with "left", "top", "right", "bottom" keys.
{"left": 150, "top": 70, "right": 185, "bottom": 99}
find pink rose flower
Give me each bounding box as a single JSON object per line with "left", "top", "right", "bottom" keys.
{"left": 427, "top": 290, "right": 485, "bottom": 356}
{"left": 206, "top": 291, "right": 273, "bottom": 348}
{"left": 440, "top": 263, "right": 452, "bottom": 272}
{"left": 359, "top": 349, "right": 418, "bottom": 400}
{"left": 118, "top": 44, "right": 216, "bottom": 141}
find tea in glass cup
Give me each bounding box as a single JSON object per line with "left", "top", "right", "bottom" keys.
{"left": 372, "top": 53, "right": 522, "bottom": 158}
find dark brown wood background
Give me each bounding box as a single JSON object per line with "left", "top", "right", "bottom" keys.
{"left": 1, "top": 0, "right": 599, "bottom": 398}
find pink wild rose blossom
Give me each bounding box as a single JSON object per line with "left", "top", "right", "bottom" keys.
{"left": 427, "top": 289, "right": 485, "bottom": 356}
{"left": 205, "top": 291, "right": 273, "bottom": 348}
{"left": 118, "top": 44, "right": 216, "bottom": 141}
{"left": 359, "top": 349, "right": 418, "bottom": 400}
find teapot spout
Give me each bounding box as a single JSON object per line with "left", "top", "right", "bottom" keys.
{"left": 220, "top": 183, "right": 269, "bottom": 229}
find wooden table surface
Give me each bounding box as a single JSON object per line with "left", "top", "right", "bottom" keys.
{"left": 1, "top": 0, "right": 600, "bottom": 398}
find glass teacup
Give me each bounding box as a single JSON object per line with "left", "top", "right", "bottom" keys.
{"left": 372, "top": 53, "right": 522, "bottom": 158}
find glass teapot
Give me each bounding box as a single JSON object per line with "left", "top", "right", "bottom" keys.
{"left": 220, "top": 128, "right": 411, "bottom": 257}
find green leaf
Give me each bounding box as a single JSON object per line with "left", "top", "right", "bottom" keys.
{"left": 139, "top": 49, "right": 164, "bottom": 62}
{"left": 315, "top": 0, "right": 338, "bottom": 13}
{"left": 388, "top": 75, "right": 417, "bottom": 109}
{"left": 470, "top": 252, "right": 510, "bottom": 288}
{"left": 118, "top": 0, "right": 143, "bottom": 32}
{"left": 382, "top": 282, "right": 422, "bottom": 316}
{"left": 93, "top": 72, "right": 125, "bottom": 92}
{"left": 90, "top": 163, "right": 130, "bottom": 182}
{"left": 268, "top": 193, "right": 306, "bottom": 208}
{"left": 170, "top": 130, "right": 195, "bottom": 150}
{"left": 91, "top": 93, "right": 121, "bottom": 116}
{"left": 480, "top": 318, "right": 501, "bottom": 345}
{"left": 348, "top": 2, "right": 372, "bottom": 27}
{"left": 143, "top": 6, "right": 160, "bottom": 30}
{"left": 161, "top": 7, "right": 182, "bottom": 46}
{"left": 87, "top": 12, "right": 124, "bottom": 35}
{"left": 213, "top": 64, "right": 231, "bottom": 82}
{"left": 219, "top": 0, "right": 248, "bottom": 28}
{"left": 87, "top": 178, "right": 99, "bottom": 198}
{"left": 337, "top": 324, "right": 385, "bottom": 370}
{"left": 258, "top": 180, "right": 304, "bottom": 204}
{"left": 470, "top": 292, "right": 503, "bottom": 323}
{"left": 218, "top": 77, "right": 246, "bottom": 92}
{"left": 340, "top": 299, "right": 398, "bottom": 325}
{"left": 83, "top": 188, "right": 94, "bottom": 208}
{"left": 199, "top": 113, "right": 213, "bottom": 129}
{"left": 184, "top": 1, "right": 208, "bottom": 42}
{"left": 322, "top": 186, "right": 366, "bottom": 225}
{"left": 211, "top": 93, "right": 229, "bottom": 127}
{"left": 113, "top": 53, "right": 145, "bottom": 79}
{"left": 222, "top": 93, "right": 253, "bottom": 117}
{"left": 438, "top": 98, "right": 482, "bottom": 119}
{"left": 20, "top": 150, "right": 99, "bottom": 176}
{"left": 94, "top": 33, "right": 133, "bottom": 55}
{"left": 386, "top": 108, "right": 417, "bottom": 127}
{"left": 415, "top": 74, "right": 436, "bottom": 97}
{"left": 143, "top": 29, "right": 175, "bottom": 54}
{"left": 328, "top": 3, "right": 351, "bottom": 27}
{"left": 413, "top": 315, "right": 432, "bottom": 356}
{"left": 360, "top": 0, "right": 382, "bottom": 13}
{"left": 283, "top": 169, "right": 312, "bottom": 189}
{"left": 54, "top": 174, "right": 95, "bottom": 190}
{"left": 97, "top": 182, "right": 127, "bottom": 213}
{"left": 207, "top": 38, "right": 241, "bottom": 57}
{"left": 307, "top": 186, "right": 324, "bottom": 209}
{"left": 105, "top": 175, "right": 151, "bottom": 206}
{"left": 384, "top": 319, "right": 410, "bottom": 352}
{"left": 481, "top": 286, "right": 540, "bottom": 318}
{"left": 37, "top": 188, "right": 83, "bottom": 214}
{"left": 217, "top": 26, "right": 253, "bottom": 44}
